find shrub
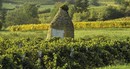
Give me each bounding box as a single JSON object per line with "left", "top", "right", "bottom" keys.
{"left": 74, "top": 0, "right": 89, "bottom": 12}
{"left": 5, "top": 3, "right": 40, "bottom": 27}
{"left": 114, "top": 0, "right": 124, "bottom": 4}
{"left": 0, "top": 21, "right": 2, "bottom": 30}
{"left": 39, "top": 13, "right": 52, "bottom": 23}
{"left": 38, "top": 8, "right": 51, "bottom": 14}
{"left": 103, "top": 6, "right": 124, "bottom": 20}
{"left": 6, "top": 24, "right": 49, "bottom": 31}
{"left": 89, "top": 6, "right": 124, "bottom": 21}
{"left": 124, "top": 7, "right": 130, "bottom": 16}
{"left": 117, "top": 0, "right": 130, "bottom": 17}
{"left": 88, "top": 0, "right": 100, "bottom": 6}
{"left": 73, "top": 12, "right": 89, "bottom": 22}
{"left": 6, "top": 20, "right": 130, "bottom": 31}
{"left": 68, "top": 5, "right": 76, "bottom": 18}
{"left": 86, "top": 6, "right": 124, "bottom": 21}
{"left": 50, "top": 2, "right": 63, "bottom": 18}
{"left": 0, "top": 36, "right": 130, "bottom": 68}
{"left": 88, "top": 9, "right": 98, "bottom": 21}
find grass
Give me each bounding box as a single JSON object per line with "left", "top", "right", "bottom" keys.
{"left": 1, "top": 28, "right": 130, "bottom": 40}
{"left": 112, "top": 17, "right": 130, "bottom": 21}
{"left": 0, "top": 31, "right": 47, "bottom": 39}
{"left": 1, "top": 29, "right": 130, "bottom": 69}
{"left": 2, "top": 0, "right": 117, "bottom": 11}
{"left": 2, "top": 3, "right": 54, "bottom": 10}
{"left": 2, "top": 3, "right": 18, "bottom": 9}
{"left": 97, "top": 64, "right": 130, "bottom": 69}
{"left": 38, "top": 5, "right": 54, "bottom": 11}
{"left": 75, "top": 28, "right": 130, "bottom": 39}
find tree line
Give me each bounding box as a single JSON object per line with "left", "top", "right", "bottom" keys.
{"left": 0, "top": 0, "right": 130, "bottom": 30}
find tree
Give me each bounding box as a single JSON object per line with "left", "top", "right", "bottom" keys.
{"left": 0, "top": 0, "right": 2, "bottom": 10}
{"left": 5, "top": 4, "right": 40, "bottom": 27}
{"left": 21, "top": 4, "right": 38, "bottom": 18}
{"left": 89, "top": 0, "right": 99, "bottom": 6}
{"left": 50, "top": 2, "right": 65, "bottom": 18}
{"left": 114, "top": 0, "right": 124, "bottom": 4}
{"left": 68, "top": 5, "right": 76, "bottom": 18}
{"left": 124, "top": 0, "right": 130, "bottom": 16}
{"left": 53, "top": 0, "right": 75, "bottom": 3}
{"left": 0, "top": 0, "right": 3, "bottom": 30}
{"left": 119, "top": 0, "right": 130, "bottom": 16}
{"left": 98, "top": 6, "right": 123, "bottom": 20}
{"left": 74, "top": 0, "right": 89, "bottom": 12}
{"left": 0, "top": 21, "right": 2, "bottom": 29}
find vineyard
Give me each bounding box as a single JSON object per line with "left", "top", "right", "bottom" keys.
{"left": 1, "top": 0, "right": 130, "bottom": 68}
{"left": 3, "top": 0, "right": 54, "bottom": 4}
{"left": 98, "top": 63, "right": 130, "bottom": 69}
{"left": 0, "top": 35, "right": 130, "bottom": 69}
{"left": 6, "top": 18, "right": 130, "bottom": 31}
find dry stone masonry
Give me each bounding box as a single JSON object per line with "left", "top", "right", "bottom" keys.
{"left": 47, "top": 5, "right": 74, "bottom": 39}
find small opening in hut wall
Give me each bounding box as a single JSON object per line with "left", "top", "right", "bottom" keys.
{"left": 51, "top": 28, "right": 64, "bottom": 38}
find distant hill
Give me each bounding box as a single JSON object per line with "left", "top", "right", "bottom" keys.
{"left": 99, "top": 0, "right": 115, "bottom": 2}
{"left": 3, "top": 0, "right": 115, "bottom": 4}
{"left": 3, "top": 0, "right": 55, "bottom": 4}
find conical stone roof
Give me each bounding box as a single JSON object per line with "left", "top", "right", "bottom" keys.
{"left": 47, "top": 5, "right": 74, "bottom": 39}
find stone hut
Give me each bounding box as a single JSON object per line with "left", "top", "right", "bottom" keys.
{"left": 47, "top": 5, "right": 74, "bottom": 39}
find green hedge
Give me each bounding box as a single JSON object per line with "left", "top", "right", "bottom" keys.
{"left": 0, "top": 36, "right": 130, "bottom": 69}
{"left": 0, "top": 21, "right": 2, "bottom": 30}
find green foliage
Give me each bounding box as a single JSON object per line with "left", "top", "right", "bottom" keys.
{"left": 89, "top": 0, "right": 100, "bottom": 6}
{"left": 98, "top": 63, "right": 130, "bottom": 69}
{"left": 0, "top": 21, "right": 2, "bottom": 30}
{"left": 39, "top": 13, "right": 51, "bottom": 23}
{"left": 22, "top": 4, "right": 38, "bottom": 18}
{"left": 60, "top": 4, "right": 69, "bottom": 12}
{"left": 88, "top": 9, "right": 99, "bottom": 21}
{"left": 50, "top": 2, "right": 63, "bottom": 18}
{"left": 4, "top": 0, "right": 55, "bottom": 5}
{"left": 38, "top": 8, "right": 51, "bottom": 14}
{"left": 0, "top": 0, "right": 2, "bottom": 9}
{"left": 125, "top": 7, "right": 130, "bottom": 16}
{"left": 68, "top": 5, "right": 75, "bottom": 18}
{"left": 73, "top": 12, "right": 89, "bottom": 21}
{"left": 5, "top": 3, "right": 40, "bottom": 27}
{"left": 74, "top": 0, "right": 89, "bottom": 12}
{"left": 53, "top": 0, "right": 72, "bottom": 3}
{"left": 122, "top": 0, "right": 130, "bottom": 16}
{"left": 98, "top": 6, "right": 123, "bottom": 20}
{"left": 0, "top": 10, "right": 6, "bottom": 25}
{"left": 88, "top": 6, "right": 124, "bottom": 21}
{"left": 6, "top": 20, "right": 130, "bottom": 31}
{"left": 0, "top": 10, "right": 5, "bottom": 30}
{"left": 72, "top": 6, "right": 124, "bottom": 21}
{"left": 116, "top": 0, "right": 130, "bottom": 16}
{"left": 0, "top": 0, "right": 3, "bottom": 30}
{"left": 114, "top": 0, "right": 124, "bottom": 4}
{"left": 50, "top": 2, "right": 75, "bottom": 19}
{"left": 50, "top": 2, "right": 71, "bottom": 19}
{"left": 0, "top": 36, "right": 130, "bottom": 68}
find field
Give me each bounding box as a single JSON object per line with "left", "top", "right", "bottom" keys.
{"left": 1, "top": 17, "right": 130, "bottom": 68}
{"left": 1, "top": 23, "right": 130, "bottom": 67}
{"left": 1, "top": 28, "right": 130, "bottom": 68}
{"left": 1, "top": 0, "right": 130, "bottom": 68}
{"left": 75, "top": 28, "right": 130, "bottom": 39}
{"left": 2, "top": 0, "right": 117, "bottom": 12}
{"left": 2, "top": 3, "right": 18, "bottom": 9}
{"left": 2, "top": 3, "right": 54, "bottom": 10}
{"left": 97, "top": 64, "right": 130, "bottom": 69}
{"left": 1, "top": 28, "right": 130, "bottom": 40}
